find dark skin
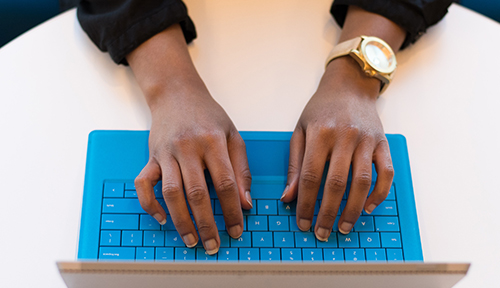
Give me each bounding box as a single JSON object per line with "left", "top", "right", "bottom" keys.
{"left": 127, "top": 6, "right": 406, "bottom": 254}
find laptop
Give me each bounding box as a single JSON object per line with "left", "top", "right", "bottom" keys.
{"left": 57, "top": 130, "right": 469, "bottom": 287}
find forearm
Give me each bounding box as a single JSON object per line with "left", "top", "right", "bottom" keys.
{"left": 126, "top": 24, "right": 206, "bottom": 111}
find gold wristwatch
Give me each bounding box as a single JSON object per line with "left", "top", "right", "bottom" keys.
{"left": 325, "top": 36, "right": 397, "bottom": 94}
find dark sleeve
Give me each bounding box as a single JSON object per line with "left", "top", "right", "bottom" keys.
{"left": 77, "top": 0, "right": 196, "bottom": 65}
{"left": 330, "top": 0, "right": 453, "bottom": 49}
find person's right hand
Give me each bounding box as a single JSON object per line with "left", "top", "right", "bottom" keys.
{"left": 127, "top": 24, "right": 253, "bottom": 255}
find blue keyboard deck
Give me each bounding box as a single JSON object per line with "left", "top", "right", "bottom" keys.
{"left": 79, "top": 131, "right": 422, "bottom": 263}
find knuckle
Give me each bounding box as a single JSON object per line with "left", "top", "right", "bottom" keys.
{"left": 134, "top": 175, "right": 147, "bottom": 188}
{"left": 215, "top": 176, "right": 237, "bottom": 195}
{"left": 328, "top": 174, "right": 347, "bottom": 191}
{"left": 161, "top": 182, "right": 182, "bottom": 196}
{"left": 300, "top": 170, "right": 321, "bottom": 187}
{"left": 382, "top": 164, "right": 395, "bottom": 178}
{"left": 240, "top": 168, "right": 252, "bottom": 184}
{"left": 200, "top": 130, "right": 225, "bottom": 147}
{"left": 186, "top": 185, "right": 208, "bottom": 205}
{"left": 354, "top": 172, "right": 372, "bottom": 188}
{"left": 342, "top": 125, "right": 360, "bottom": 138}
{"left": 196, "top": 222, "right": 214, "bottom": 235}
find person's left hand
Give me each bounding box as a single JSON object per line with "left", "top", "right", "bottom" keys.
{"left": 280, "top": 57, "right": 395, "bottom": 241}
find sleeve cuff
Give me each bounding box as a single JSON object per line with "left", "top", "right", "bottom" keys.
{"left": 330, "top": 0, "right": 449, "bottom": 50}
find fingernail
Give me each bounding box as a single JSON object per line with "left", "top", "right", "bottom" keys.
{"left": 298, "top": 218, "right": 311, "bottom": 231}
{"left": 280, "top": 185, "right": 289, "bottom": 201}
{"left": 245, "top": 191, "right": 253, "bottom": 208}
{"left": 204, "top": 238, "right": 219, "bottom": 255}
{"left": 183, "top": 233, "right": 197, "bottom": 248}
{"left": 228, "top": 224, "right": 243, "bottom": 238}
{"left": 153, "top": 213, "right": 166, "bottom": 225}
{"left": 365, "top": 204, "right": 376, "bottom": 214}
{"left": 339, "top": 222, "right": 353, "bottom": 234}
{"left": 316, "top": 227, "right": 330, "bottom": 241}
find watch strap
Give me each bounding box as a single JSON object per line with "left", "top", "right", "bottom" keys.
{"left": 325, "top": 37, "right": 362, "bottom": 69}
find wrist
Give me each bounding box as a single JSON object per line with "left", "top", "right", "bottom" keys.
{"left": 321, "top": 56, "right": 380, "bottom": 101}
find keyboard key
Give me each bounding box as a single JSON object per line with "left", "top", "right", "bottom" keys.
{"left": 99, "top": 247, "right": 135, "bottom": 260}
{"left": 314, "top": 201, "right": 320, "bottom": 216}
{"left": 104, "top": 183, "right": 124, "bottom": 197}
{"left": 387, "top": 185, "right": 395, "bottom": 200}
{"left": 242, "top": 200, "right": 257, "bottom": 215}
{"left": 214, "top": 200, "right": 223, "bottom": 215}
{"left": 102, "top": 198, "right": 144, "bottom": 214}
{"left": 302, "top": 249, "right": 323, "bottom": 262}
{"left": 136, "top": 247, "right": 155, "bottom": 261}
{"left": 124, "top": 190, "right": 138, "bottom": 198}
{"left": 282, "top": 249, "right": 302, "bottom": 261}
{"left": 345, "top": 249, "right": 365, "bottom": 262}
{"left": 366, "top": 249, "right": 386, "bottom": 262}
{"left": 101, "top": 214, "right": 138, "bottom": 230}
{"left": 375, "top": 217, "right": 400, "bottom": 232}
{"left": 140, "top": 214, "right": 160, "bottom": 230}
{"left": 338, "top": 232, "right": 359, "bottom": 248}
{"left": 381, "top": 233, "right": 401, "bottom": 248}
{"left": 260, "top": 248, "right": 281, "bottom": 261}
{"left": 161, "top": 215, "right": 176, "bottom": 231}
{"left": 125, "top": 182, "right": 136, "bottom": 190}
{"left": 289, "top": 216, "right": 300, "bottom": 232}
{"left": 121, "top": 231, "right": 142, "bottom": 246}
{"left": 316, "top": 233, "right": 338, "bottom": 248}
{"left": 257, "top": 200, "right": 277, "bottom": 215}
{"left": 218, "top": 248, "right": 238, "bottom": 261}
{"left": 359, "top": 232, "right": 381, "bottom": 248}
{"left": 230, "top": 232, "right": 252, "bottom": 247}
{"left": 273, "top": 232, "right": 295, "bottom": 247}
{"left": 368, "top": 201, "right": 398, "bottom": 216}
{"left": 323, "top": 249, "right": 344, "bottom": 262}
{"left": 165, "top": 231, "right": 186, "bottom": 247}
{"left": 214, "top": 215, "right": 226, "bottom": 231}
{"left": 175, "top": 247, "right": 196, "bottom": 261}
{"left": 247, "top": 215, "right": 268, "bottom": 231}
{"left": 154, "top": 182, "right": 163, "bottom": 198}
{"left": 251, "top": 183, "right": 285, "bottom": 199}
{"left": 156, "top": 247, "right": 174, "bottom": 261}
{"left": 278, "top": 201, "right": 296, "bottom": 215}
{"left": 294, "top": 232, "right": 316, "bottom": 248}
{"left": 387, "top": 249, "right": 404, "bottom": 261}
{"left": 144, "top": 231, "right": 164, "bottom": 246}
{"left": 252, "top": 232, "right": 273, "bottom": 247}
{"left": 239, "top": 248, "right": 259, "bottom": 261}
{"left": 196, "top": 248, "right": 217, "bottom": 261}
{"left": 354, "top": 216, "right": 374, "bottom": 231}
{"left": 219, "top": 232, "right": 230, "bottom": 247}
{"left": 100, "top": 231, "right": 120, "bottom": 246}
{"left": 269, "top": 216, "right": 289, "bottom": 231}
{"left": 157, "top": 199, "right": 169, "bottom": 214}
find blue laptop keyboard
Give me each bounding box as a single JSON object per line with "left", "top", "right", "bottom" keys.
{"left": 79, "top": 131, "right": 422, "bottom": 263}
{"left": 99, "top": 178, "right": 403, "bottom": 262}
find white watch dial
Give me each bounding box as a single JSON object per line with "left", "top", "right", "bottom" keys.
{"left": 362, "top": 39, "right": 396, "bottom": 73}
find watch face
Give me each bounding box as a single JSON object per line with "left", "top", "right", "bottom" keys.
{"left": 361, "top": 38, "right": 396, "bottom": 73}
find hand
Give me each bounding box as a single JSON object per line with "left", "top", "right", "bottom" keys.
{"left": 281, "top": 57, "right": 394, "bottom": 240}
{"left": 127, "top": 24, "right": 252, "bottom": 255}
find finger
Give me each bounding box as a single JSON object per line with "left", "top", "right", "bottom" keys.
{"left": 314, "top": 141, "right": 354, "bottom": 241}
{"left": 135, "top": 159, "right": 167, "bottom": 225}
{"left": 178, "top": 156, "right": 220, "bottom": 255}
{"left": 296, "top": 132, "right": 329, "bottom": 231}
{"left": 158, "top": 155, "right": 199, "bottom": 248}
{"left": 365, "top": 140, "right": 394, "bottom": 214}
{"left": 282, "top": 128, "right": 305, "bottom": 202}
{"left": 338, "top": 140, "right": 374, "bottom": 234}
{"left": 227, "top": 131, "right": 253, "bottom": 210}
{"left": 206, "top": 138, "right": 244, "bottom": 239}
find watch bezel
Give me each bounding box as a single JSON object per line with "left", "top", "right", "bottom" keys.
{"left": 360, "top": 36, "right": 397, "bottom": 74}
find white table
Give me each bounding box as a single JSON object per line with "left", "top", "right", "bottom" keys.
{"left": 0, "top": 2, "right": 499, "bottom": 287}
